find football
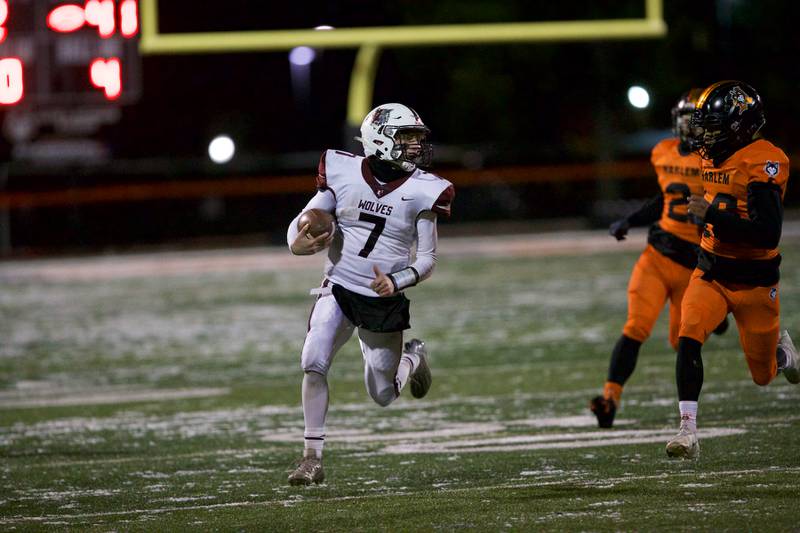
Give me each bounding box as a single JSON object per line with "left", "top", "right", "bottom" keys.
{"left": 297, "top": 208, "right": 334, "bottom": 238}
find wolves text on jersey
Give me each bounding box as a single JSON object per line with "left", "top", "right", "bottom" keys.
{"left": 358, "top": 198, "right": 394, "bottom": 216}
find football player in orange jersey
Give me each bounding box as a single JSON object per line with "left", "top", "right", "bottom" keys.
{"left": 665, "top": 81, "right": 800, "bottom": 459}
{"left": 590, "top": 90, "right": 729, "bottom": 428}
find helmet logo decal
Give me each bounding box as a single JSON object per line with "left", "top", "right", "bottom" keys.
{"left": 729, "top": 86, "right": 754, "bottom": 115}
{"left": 370, "top": 108, "right": 392, "bottom": 126}
{"left": 764, "top": 161, "right": 779, "bottom": 178}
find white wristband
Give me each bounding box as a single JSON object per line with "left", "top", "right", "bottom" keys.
{"left": 389, "top": 267, "right": 419, "bottom": 291}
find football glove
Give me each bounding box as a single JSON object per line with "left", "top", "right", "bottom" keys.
{"left": 609, "top": 218, "right": 630, "bottom": 241}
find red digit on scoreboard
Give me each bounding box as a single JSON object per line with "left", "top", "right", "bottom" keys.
{"left": 0, "top": 58, "right": 24, "bottom": 104}
{"left": 85, "top": 0, "right": 115, "bottom": 38}
{"left": 120, "top": 0, "right": 138, "bottom": 37}
{"left": 0, "top": 0, "right": 8, "bottom": 43}
{"left": 90, "top": 58, "right": 121, "bottom": 99}
{"left": 47, "top": 4, "right": 87, "bottom": 33}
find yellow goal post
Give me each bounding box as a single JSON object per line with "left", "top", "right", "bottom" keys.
{"left": 139, "top": 0, "right": 666, "bottom": 127}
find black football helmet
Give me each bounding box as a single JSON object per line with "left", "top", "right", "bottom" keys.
{"left": 689, "top": 80, "right": 765, "bottom": 162}
{"left": 671, "top": 88, "right": 704, "bottom": 154}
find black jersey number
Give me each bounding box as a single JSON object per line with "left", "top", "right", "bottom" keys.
{"left": 704, "top": 192, "right": 738, "bottom": 237}
{"left": 665, "top": 182, "right": 691, "bottom": 222}
{"left": 357, "top": 213, "right": 386, "bottom": 258}
{"left": 710, "top": 192, "right": 738, "bottom": 213}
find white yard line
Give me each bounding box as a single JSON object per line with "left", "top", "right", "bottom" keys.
{"left": 0, "top": 387, "right": 229, "bottom": 409}
{"left": 381, "top": 427, "right": 746, "bottom": 454}
{"left": 4, "top": 221, "right": 799, "bottom": 281}
{"left": 259, "top": 423, "right": 508, "bottom": 443}
{"left": 2, "top": 465, "right": 798, "bottom": 524}
{"left": 9, "top": 448, "right": 277, "bottom": 469}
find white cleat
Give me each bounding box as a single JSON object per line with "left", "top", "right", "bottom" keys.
{"left": 405, "top": 339, "right": 431, "bottom": 399}
{"left": 666, "top": 424, "right": 700, "bottom": 460}
{"left": 778, "top": 330, "right": 800, "bottom": 384}
{"left": 288, "top": 453, "right": 325, "bottom": 486}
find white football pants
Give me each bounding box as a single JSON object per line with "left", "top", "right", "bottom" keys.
{"left": 301, "top": 293, "right": 403, "bottom": 406}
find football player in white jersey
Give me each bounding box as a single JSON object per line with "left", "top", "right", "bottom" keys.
{"left": 286, "top": 103, "right": 455, "bottom": 485}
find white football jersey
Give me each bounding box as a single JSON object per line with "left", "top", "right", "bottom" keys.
{"left": 318, "top": 149, "right": 454, "bottom": 296}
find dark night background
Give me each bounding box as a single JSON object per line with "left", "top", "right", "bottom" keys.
{"left": 1, "top": 0, "right": 798, "bottom": 254}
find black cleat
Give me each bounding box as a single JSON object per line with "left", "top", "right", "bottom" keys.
{"left": 589, "top": 396, "right": 617, "bottom": 428}
{"left": 712, "top": 315, "right": 730, "bottom": 336}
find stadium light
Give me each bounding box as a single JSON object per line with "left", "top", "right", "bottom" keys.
{"left": 627, "top": 85, "right": 650, "bottom": 109}
{"left": 208, "top": 135, "right": 235, "bottom": 164}
{"left": 289, "top": 47, "right": 316, "bottom": 109}
{"left": 289, "top": 46, "right": 315, "bottom": 66}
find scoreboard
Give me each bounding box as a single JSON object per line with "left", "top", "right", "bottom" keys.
{"left": 0, "top": 0, "right": 141, "bottom": 106}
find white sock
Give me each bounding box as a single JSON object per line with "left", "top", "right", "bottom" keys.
{"left": 303, "top": 439, "right": 324, "bottom": 459}
{"left": 679, "top": 401, "right": 698, "bottom": 432}
{"left": 302, "top": 372, "right": 328, "bottom": 458}
{"left": 395, "top": 353, "right": 420, "bottom": 393}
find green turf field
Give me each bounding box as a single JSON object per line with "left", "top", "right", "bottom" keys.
{"left": 1, "top": 233, "right": 799, "bottom": 531}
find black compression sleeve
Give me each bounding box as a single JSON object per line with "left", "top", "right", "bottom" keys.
{"left": 626, "top": 193, "right": 664, "bottom": 227}
{"left": 676, "top": 337, "right": 703, "bottom": 401}
{"left": 704, "top": 182, "right": 783, "bottom": 249}
{"left": 607, "top": 335, "right": 642, "bottom": 385}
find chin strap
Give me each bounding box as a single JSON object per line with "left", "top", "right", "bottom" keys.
{"left": 389, "top": 267, "right": 419, "bottom": 292}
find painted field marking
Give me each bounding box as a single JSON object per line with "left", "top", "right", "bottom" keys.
{"left": 260, "top": 417, "right": 639, "bottom": 444}
{"left": 2, "top": 465, "right": 798, "bottom": 525}
{"left": 6, "top": 447, "right": 280, "bottom": 470}
{"left": 3, "top": 221, "right": 799, "bottom": 281}
{"left": 0, "top": 387, "right": 229, "bottom": 409}
{"left": 259, "top": 423, "right": 507, "bottom": 443}
{"left": 381, "top": 427, "right": 745, "bottom": 454}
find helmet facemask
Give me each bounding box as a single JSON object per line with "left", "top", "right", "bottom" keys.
{"left": 690, "top": 108, "right": 729, "bottom": 160}
{"left": 385, "top": 125, "right": 432, "bottom": 171}
{"left": 674, "top": 110, "right": 695, "bottom": 152}
{"left": 671, "top": 88, "right": 703, "bottom": 154}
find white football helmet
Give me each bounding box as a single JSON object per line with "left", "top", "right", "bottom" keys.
{"left": 356, "top": 103, "right": 432, "bottom": 171}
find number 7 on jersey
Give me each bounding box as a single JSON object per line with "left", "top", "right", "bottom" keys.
{"left": 357, "top": 213, "right": 386, "bottom": 258}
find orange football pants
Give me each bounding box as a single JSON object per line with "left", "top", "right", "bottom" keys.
{"left": 679, "top": 269, "right": 780, "bottom": 386}
{"left": 623, "top": 245, "right": 693, "bottom": 350}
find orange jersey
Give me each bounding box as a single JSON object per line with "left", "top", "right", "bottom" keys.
{"left": 651, "top": 138, "right": 704, "bottom": 244}
{"left": 700, "top": 139, "right": 789, "bottom": 260}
